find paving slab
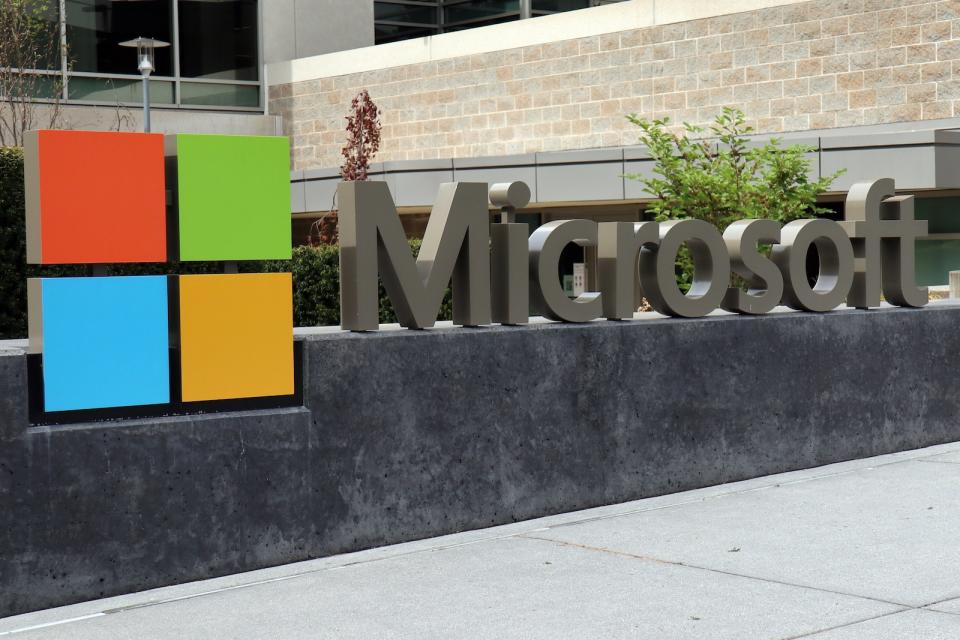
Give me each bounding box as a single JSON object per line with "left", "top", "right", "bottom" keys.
{"left": 4, "top": 536, "right": 901, "bottom": 640}
{"left": 531, "top": 460, "right": 960, "bottom": 607}
{"left": 803, "top": 609, "right": 960, "bottom": 638}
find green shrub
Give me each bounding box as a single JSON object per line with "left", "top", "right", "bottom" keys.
{"left": 627, "top": 107, "right": 841, "bottom": 226}
{"left": 263, "top": 245, "right": 342, "bottom": 326}
{"left": 0, "top": 148, "right": 27, "bottom": 339}
{"left": 626, "top": 107, "right": 844, "bottom": 291}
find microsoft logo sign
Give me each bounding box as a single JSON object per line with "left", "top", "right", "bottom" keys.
{"left": 25, "top": 130, "right": 295, "bottom": 416}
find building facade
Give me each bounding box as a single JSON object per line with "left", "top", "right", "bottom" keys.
{"left": 14, "top": 0, "right": 960, "bottom": 286}
{"left": 29, "top": 0, "right": 621, "bottom": 132}
{"left": 267, "top": 0, "right": 960, "bottom": 287}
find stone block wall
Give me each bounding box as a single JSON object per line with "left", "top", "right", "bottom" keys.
{"left": 269, "top": 0, "right": 960, "bottom": 171}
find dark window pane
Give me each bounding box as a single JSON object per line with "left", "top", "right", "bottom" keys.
{"left": 375, "top": 23, "right": 438, "bottom": 43}
{"left": 916, "top": 197, "right": 960, "bottom": 234}
{"left": 444, "top": 0, "right": 519, "bottom": 23}
{"left": 180, "top": 82, "right": 259, "bottom": 107}
{"left": 916, "top": 239, "right": 960, "bottom": 286}
{"left": 12, "top": 0, "right": 62, "bottom": 70}
{"left": 178, "top": 0, "right": 258, "bottom": 81}
{"left": 66, "top": 0, "right": 173, "bottom": 75}
{"left": 532, "top": 0, "right": 590, "bottom": 10}
{"left": 26, "top": 74, "right": 63, "bottom": 99}
{"left": 375, "top": 3, "right": 438, "bottom": 24}
{"left": 444, "top": 15, "right": 520, "bottom": 31}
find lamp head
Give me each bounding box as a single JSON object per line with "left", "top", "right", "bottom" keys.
{"left": 119, "top": 37, "right": 169, "bottom": 77}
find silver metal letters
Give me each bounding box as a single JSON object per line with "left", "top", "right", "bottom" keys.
{"left": 773, "top": 219, "right": 855, "bottom": 312}
{"left": 878, "top": 195, "right": 928, "bottom": 307}
{"left": 338, "top": 180, "right": 491, "bottom": 331}
{"left": 529, "top": 219, "right": 603, "bottom": 323}
{"left": 640, "top": 219, "right": 730, "bottom": 318}
{"left": 337, "top": 178, "right": 928, "bottom": 331}
{"left": 490, "top": 182, "right": 531, "bottom": 324}
{"left": 720, "top": 219, "right": 783, "bottom": 315}
{"left": 598, "top": 221, "right": 659, "bottom": 320}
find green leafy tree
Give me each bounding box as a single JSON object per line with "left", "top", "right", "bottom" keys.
{"left": 626, "top": 107, "right": 844, "bottom": 289}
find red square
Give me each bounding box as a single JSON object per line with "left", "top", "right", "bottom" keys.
{"left": 25, "top": 130, "right": 167, "bottom": 264}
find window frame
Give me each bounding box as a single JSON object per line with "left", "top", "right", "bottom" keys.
{"left": 37, "top": 0, "right": 265, "bottom": 112}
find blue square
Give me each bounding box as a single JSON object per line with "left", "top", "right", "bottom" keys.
{"left": 37, "top": 276, "right": 170, "bottom": 412}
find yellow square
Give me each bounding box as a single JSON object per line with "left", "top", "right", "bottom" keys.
{"left": 179, "top": 273, "right": 294, "bottom": 402}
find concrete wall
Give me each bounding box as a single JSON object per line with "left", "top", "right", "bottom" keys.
{"left": 268, "top": 0, "right": 960, "bottom": 170}
{"left": 262, "top": 0, "right": 374, "bottom": 65}
{"left": 3, "top": 304, "right": 960, "bottom": 615}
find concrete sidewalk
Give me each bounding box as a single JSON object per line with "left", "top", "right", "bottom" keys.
{"left": 3, "top": 442, "right": 960, "bottom": 639}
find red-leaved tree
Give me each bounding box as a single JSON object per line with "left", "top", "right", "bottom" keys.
{"left": 310, "top": 90, "right": 382, "bottom": 245}
{"left": 341, "top": 89, "right": 382, "bottom": 181}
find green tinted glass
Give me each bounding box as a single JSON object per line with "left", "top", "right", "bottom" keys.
{"left": 180, "top": 82, "right": 260, "bottom": 108}
{"left": 68, "top": 77, "right": 174, "bottom": 104}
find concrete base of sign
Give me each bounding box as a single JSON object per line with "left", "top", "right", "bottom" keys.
{"left": 2, "top": 304, "right": 960, "bottom": 616}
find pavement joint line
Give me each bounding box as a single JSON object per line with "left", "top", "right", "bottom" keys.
{"left": 920, "top": 595, "right": 960, "bottom": 607}
{"left": 919, "top": 595, "right": 960, "bottom": 615}
{"left": 914, "top": 459, "right": 960, "bottom": 465}
{"left": 0, "top": 614, "right": 106, "bottom": 636}
{"left": 516, "top": 534, "right": 916, "bottom": 610}
{"left": 778, "top": 609, "right": 910, "bottom": 640}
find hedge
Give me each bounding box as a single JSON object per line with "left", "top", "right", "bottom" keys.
{"left": 0, "top": 148, "right": 26, "bottom": 339}
{"left": 261, "top": 241, "right": 452, "bottom": 327}
{"left": 0, "top": 149, "right": 450, "bottom": 339}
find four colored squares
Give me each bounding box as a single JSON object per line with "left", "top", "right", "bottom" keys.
{"left": 26, "top": 130, "right": 295, "bottom": 414}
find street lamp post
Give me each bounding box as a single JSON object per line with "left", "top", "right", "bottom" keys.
{"left": 519, "top": 0, "right": 532, "bottom": 20}
{"left": 118, "top": 37, "right": 170, "bottom": 133}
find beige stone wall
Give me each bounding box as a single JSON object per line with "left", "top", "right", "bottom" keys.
{"left": 269, "top": 0, "right": 960, "bottom": 171}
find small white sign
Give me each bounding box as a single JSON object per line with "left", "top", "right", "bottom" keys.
{"left": 573, "top": 263, "right": 586, "bottom": 297}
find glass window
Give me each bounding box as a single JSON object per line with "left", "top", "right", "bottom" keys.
{"left": 27, "top": 75, "right": 64, "bottom": 100}
{"left": 19, "top": 1, "right": 62, "bottom": 71}
{"left": 65, "top": 0, "right": 173, "bottom": 76}
{"left": 916, "top": 240, "right": 960, "bottom": 287}
{"left": 375, "top": 23, "right": 438, "bottom": 43}
{"left": 444, "top": 15, "right": 520, "bottom": 31}
{"left": 180, "top": 82, "right": 259, "bottom": 108}
{"left": 444, "top": 1, "right": 519, "bottom": 23}
{"left": 916, "top": 196, "right": 960, "bottom": 234}
{"left": 178, "top": 0, "right": 258, "bottom": 81}
{"left": 532, "top": 0, "right": 590, "bottom": 11}
{"left": 914, "top": 197, "right": 960, "bottom": 286}
{"left": 68, "top": 76, "right": 175, "bottom": 104}
{"left": 375, "top": 3, "right": 438, "bottom": 24}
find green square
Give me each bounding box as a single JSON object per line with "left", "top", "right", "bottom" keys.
{"left": 173, "top": 134, "right": 292, "bottom": 261}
